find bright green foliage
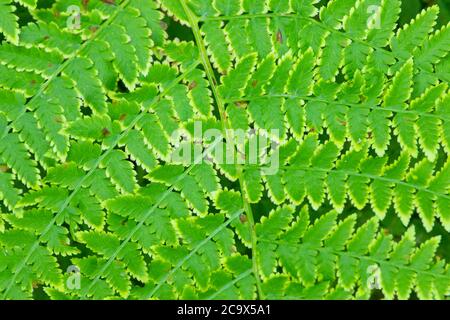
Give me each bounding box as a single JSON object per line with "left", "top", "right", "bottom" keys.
{"left": 0, "top": 0, "right": 449, "bottom": 300}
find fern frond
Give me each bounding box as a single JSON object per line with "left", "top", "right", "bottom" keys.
{"left": 255, "top": 206, "right": 450, "bottom": 299}
{"left": 247, "top": 134, "right": 450, "bottom": 231}
{"left": 223, "top": 53, "right": 449, "bottom": 161}
{"left": 169, "top": 0, "right": 449, "bottom": 86}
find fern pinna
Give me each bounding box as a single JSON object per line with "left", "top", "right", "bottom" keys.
{"left": 0, "top": 0, "right": 449, "bottom": 300}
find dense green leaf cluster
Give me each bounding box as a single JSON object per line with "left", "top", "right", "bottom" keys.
{"left": 0, "top": 0, "right": 448, "bottom": 300}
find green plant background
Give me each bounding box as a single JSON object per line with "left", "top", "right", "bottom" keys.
{"left": 1, "top": 0, "right": 449, "bottom": 300}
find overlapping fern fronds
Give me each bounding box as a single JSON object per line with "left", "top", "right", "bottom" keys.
{"left": 0, "top": 0, "right": 449, "bottom": 300}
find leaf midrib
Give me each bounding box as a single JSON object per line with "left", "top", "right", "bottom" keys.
{"left": 225, "top": 94, "right": 450, "bottom": 122}
{"left": 264, "top": 165, "right": 450, "bottom": 201}
{"left": 178, "top": 0, "right": 266, "bottom": 300}
{"left": 259, "top": 237, "right": 450, "bottom": 282}
{"left": 199, "top": 12, "right": 445, "bottom": 82}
